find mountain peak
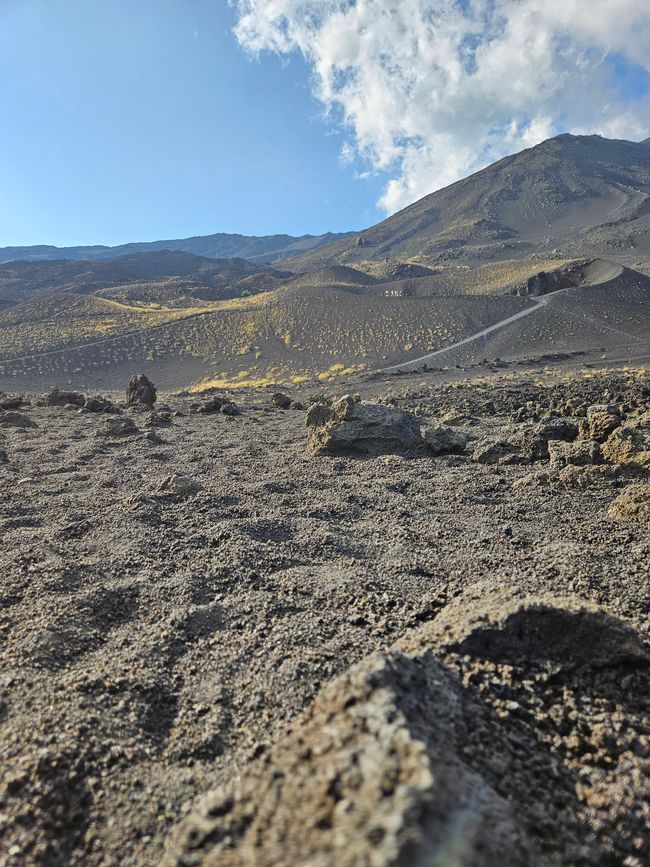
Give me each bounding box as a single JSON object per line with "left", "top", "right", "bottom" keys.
{"left": 287, "top": 133, "right": 650, "bottom": 270}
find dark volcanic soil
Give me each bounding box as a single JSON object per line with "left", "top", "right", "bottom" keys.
{"left": 0, "top": 366, "right": 649, "bottom": 866}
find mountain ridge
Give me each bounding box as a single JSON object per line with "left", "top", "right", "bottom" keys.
{"left": 284, "top": 134, "right": 650, "bottom": 270}
{"left": 0, "top": 230, "right": 355, "bottom": 266}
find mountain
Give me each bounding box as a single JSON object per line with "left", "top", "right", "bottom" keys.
{"left": 0, "top": 230, "right": 354, "bottom": 266}
{"left": 2, "top": 134, "right": 650, "bottom": 391}
{"left": 287, "top": 134, "right": 650, "bottom": 270}
{"left": 0, "top": 250, "right": 292, "bottom": 304}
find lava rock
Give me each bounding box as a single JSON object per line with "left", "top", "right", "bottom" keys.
{"left": 190, "top": 396, "right": 240, "bottom": 416}
{"left": 406, "top": 584, "right": 649, "bottom": 669}
{"left": 472, "top": 438, "right": 523, "bottom": 465}
{"left": 306, "top": 395, "right": 422, "bottom": 456}
{"left": 44, "top": 388, "right": 85, "bottom": 408}
{"left": 95, "top": 417, "right": 140, "bottom": 438}
{"left": 522, "top": 417, "right": 579, "bottom": 460}
{"left": 586, "top": 405, "right": 621, "bottom": 442}
{"left": 556, "top": 464, "right": 619, "bottom": 489}
{"left": 126, "top": 373, "right": 157, "bottom": 407}
{"left": 0, "top": 411, "right": 37, "bottom": 429}
{"left": 548, "top": 439, "right": 601, "bottom": 470}
{"left": 84, "top": 395, "right": 119, "bottom": 414}
{"left": 609, "top": 484, "right": 650, "bottom": 526}
{"left": 601, "top": 426, "right": 650, "bottom": 469}
{"left": 422, "top": 424, "right": 468, "bottom": 455}
{"left": 158, "top": 474, "right": 201, "bottom": 497}
{"left": 0, "top": 396, "right": 26, "bottom": 410}
{"left": 271, "top": 392, "right": 293, "bottom": 410}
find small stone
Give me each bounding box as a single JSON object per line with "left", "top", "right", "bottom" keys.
{"left": 95, "top": 417, "right": 140, "bottom": 438}
{"left": 126, "top": 373, "right": 157, "bottom": 407}
{"left": 556, "top": 465, "right": 619, "bottom": 488}
{"left": 84, "top": 395, "right": 119, "bottom": 414}
{"left": 609, "top": 484, "right": 650, "bottom": 527}
{"left": 472, "top": 439, "right": 523, "bottom": 465}
{"left": 548, "top": 439, "right": 601, "bottom": 470}
{"left": 158, "top": 474, "right": 201, "bottom": 497}
{"left": 422, "top": 424, "right": 467, "bottom": 455}
{"left": 272, "top": 392, "right": 292, "bottom": 409}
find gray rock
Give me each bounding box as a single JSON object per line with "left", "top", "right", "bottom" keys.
{"left": 95, "top": 417, "right": 140, "bottom": 438}
{"left": 522, "top": 416, "right": 579, "bottom": 460}
{"left": 0, "top": 449, "right": 8, "bottom": 463}
{"left": 144, "top": 412, "right": 173, "bottom": 429}
{"left": 84, "top": 395, "right": 119, "bottom": 414}
{"left": 586, "top": 405, "right": 622, "bottom": 442}
{"left": 126, "top": 373, "right": 157, "bottom": 407}
{"left": 548, "top": 439, "right": 601, "bottom": 469}
{"left": 609, "top": 484, "right": 650, "bottom": 527}
{"left": 306, "top": 395, "right": 422, "bottom": 455}
{"left": 144, "top": 431, "right": 165, "bottom": 445}
{"left": 44, "top": 388, "right": 85, "bottom": 408}
{"left": 271, "top": 392, "right": 292, "bottom": 409}
{"left": 405, "top": 584, "right": 650, "bottom": 669}
{"left": 472, "top": 438, "right": 522, "bottom": 465}
{"left": 158, "top": 474, "right": 201, "bottom": 497}
{"left": 0, "top": 396, "right": 26, "bottom": 410}
{"left": 0, "top": 411, "right": 37, "bottom": 429}
{"left": 422, "top": 424, "right": 467, "bottom": 455}
{"left": 190, "top": 396, "right": 239, "bottom": 416}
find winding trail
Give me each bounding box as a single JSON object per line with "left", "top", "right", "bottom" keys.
{"left": 380, "top": 263, "right": 625, "bottom": 373}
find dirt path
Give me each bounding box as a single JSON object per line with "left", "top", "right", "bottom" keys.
{"left": 382, "top": 265, "right": 626, "bottom": 372}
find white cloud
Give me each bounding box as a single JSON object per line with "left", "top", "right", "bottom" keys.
{"left": 232, "top": 0, "right": 650, "bottom": 213}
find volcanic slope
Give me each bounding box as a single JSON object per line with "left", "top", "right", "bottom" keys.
{"left": 0, "top": 251, "right": 291, "bottom": 305}
{"left": 388, "top": 260, "right": 650, "bottom": 371}
{"left": 287, "top": 134, "right": 650, "bottom": 270}
{"left": 0, "top": 281, "right": 534, "bottom": 390}
{"left": 2, "top": 257, "right": 649, "bottom": 391}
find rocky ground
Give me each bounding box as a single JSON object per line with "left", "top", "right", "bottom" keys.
{"left": 0, "top": 365, "right": 649, "bottom": 866}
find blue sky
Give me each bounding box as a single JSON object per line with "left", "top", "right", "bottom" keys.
{"left": 1, "top": 1, "right": 649, "bottom": 249}
{"left": 0, "top": 0, "right": 386, "bottom": 247}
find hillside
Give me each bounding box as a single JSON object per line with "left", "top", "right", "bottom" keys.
{"left": 0, "top": 231, "right": 354, "bottom": 266}
{"left": 0, "top": 251, "right": 291, "bottom": 304}
{"left": 2, "top": 135, "right": 650, "bottom": 392}
{"left": 287, "top": 134, "right": 650, "bottom": 270}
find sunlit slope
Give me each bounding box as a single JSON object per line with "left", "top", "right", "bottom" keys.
{"left": 0, "top": 287, "right": 531, "bottom": 385}
{"left": 286, "top": 134, "right": 650, "bottom": 270}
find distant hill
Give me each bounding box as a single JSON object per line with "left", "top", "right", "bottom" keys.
{"left": 0, "top": 231, "right": 354, "bottom": 266}
{"left": 0, "top": 250, "right": 292, "bottom": 304}
{"left": 287, "top": 134, "right": 650, "bottom": 270}
{"left": 2, "top": 134, "right": 650, "bottom": 391}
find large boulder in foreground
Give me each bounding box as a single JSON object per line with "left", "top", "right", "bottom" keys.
{"left": 126, "top": 373, "right": 157, "bottom": 407}
{"left": 306, "top": 395, "right": 421, "bottom": 456}
{"left": 163, "top": 585, "right": 648, "bottom": 867}
{"left": 163, "top": 653, "right": 531, "bottom": 867}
